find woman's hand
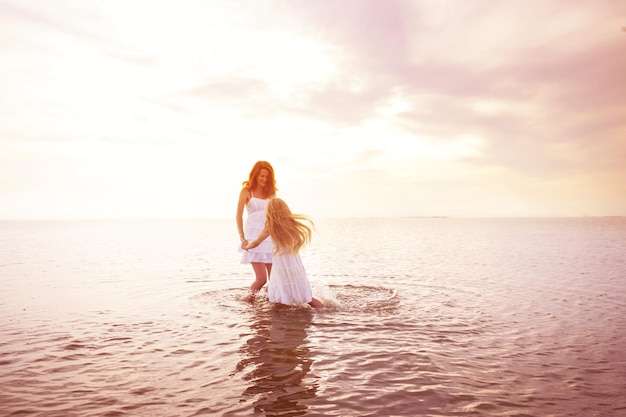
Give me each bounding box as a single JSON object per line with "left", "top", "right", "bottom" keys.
{"left": 243, "top": 239, "right": 259, "bottom": 251}
{"left": 240, "top": 239, "right": 248, "bottom": 250}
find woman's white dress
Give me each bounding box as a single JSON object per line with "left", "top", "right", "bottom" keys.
{"left": 240, "top": 194, "right": 273, "bottom": 264}
{"left": 268, "top": 252, "right": 313, "bottom": 305}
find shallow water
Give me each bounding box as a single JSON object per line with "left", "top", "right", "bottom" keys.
{"left": 1, "top": 217, "right": 625, "bottom": 416}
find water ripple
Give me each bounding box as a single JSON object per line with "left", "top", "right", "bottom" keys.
{"left": 1, "top": 218, "right": 625, "bottom": 416}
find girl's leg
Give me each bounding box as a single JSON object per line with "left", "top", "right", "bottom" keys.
{"left": 308, "top": 297, "right": 324, "bottom": 308}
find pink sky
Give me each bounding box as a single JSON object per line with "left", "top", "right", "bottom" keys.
{"left": 0, "top": 0, "right": 625, "bottom": 218}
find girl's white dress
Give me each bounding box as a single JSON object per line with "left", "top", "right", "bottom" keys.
{"left": 240, "top": 193, "right": 273, "bottom": 264}
{"left": 268, "top": 252, "right": 314, "bottom": 305}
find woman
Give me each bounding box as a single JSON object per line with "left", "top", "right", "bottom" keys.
{"left": 236, "top": 161, "right": 277, "bottom": 301}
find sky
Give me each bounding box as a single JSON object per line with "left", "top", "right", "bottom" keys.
{"left": 1, "top": 0, "right": 625, "bottom": 219}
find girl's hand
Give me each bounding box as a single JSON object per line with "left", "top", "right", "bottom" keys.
{"left": 241, "top": 240, "right": 249, "bottom": 250}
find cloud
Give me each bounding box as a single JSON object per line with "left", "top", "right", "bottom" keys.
{"left": 275, "top": 0, "right": 626, "bottom": 217}
{"left": 287, "top": 1, "right": 626, "bottom": 181}
{"left": 1, "top": 0, "right": 624, "bottom": 218}
{"left": 182, "top": 78, "right": 268, "bottom": 101}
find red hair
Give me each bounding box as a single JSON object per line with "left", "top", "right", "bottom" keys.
{"left": 242, "top": 161, "right": 277, "bottom": 197}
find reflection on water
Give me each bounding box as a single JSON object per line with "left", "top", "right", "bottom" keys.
{"left": 235, "top": 304, "right": 318, "bottom": 416}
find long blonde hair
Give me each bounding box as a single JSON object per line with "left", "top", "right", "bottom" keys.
{"left": 265, "top": 198, "right": 313, "bottom": 255}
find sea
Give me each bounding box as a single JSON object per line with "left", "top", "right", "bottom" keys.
{"left": 1, "top": 217, "right": 625, "bottom": 417}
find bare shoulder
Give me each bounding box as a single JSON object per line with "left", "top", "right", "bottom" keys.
{"left": 239, "top": 187, "right": 251, "bottom": 201}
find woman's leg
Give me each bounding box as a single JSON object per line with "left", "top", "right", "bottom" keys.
{"left": 247, "top": 262, "right": 271, "bottom": 298}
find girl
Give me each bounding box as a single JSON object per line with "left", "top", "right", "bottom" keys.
{"left": 243, "top": 198, "right": 323, "bottom": 308}
{"left": 236, "top": 161, "right": 277, "bottom": 301}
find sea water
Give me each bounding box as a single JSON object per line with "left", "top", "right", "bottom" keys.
{"left": 1, "top": 217, "right": 625, "bottom": 416}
